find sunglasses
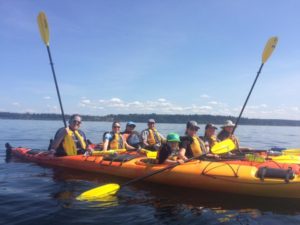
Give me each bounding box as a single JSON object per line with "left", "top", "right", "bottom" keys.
{"left": 72, "top": 120, "right": 81, "bottom": 125}
{"left": 113, "top": 126, "right": 120, "bottom": 128}
{"left": 189, "top": 127, "right": 199, "bottom": 131}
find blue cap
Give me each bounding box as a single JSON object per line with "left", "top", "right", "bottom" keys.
{"left": 126, "top": 121, "right": 136, "bottom": 127}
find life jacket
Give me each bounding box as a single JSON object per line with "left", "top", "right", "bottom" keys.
{"left": 217, "top": 130, "right": 239, "bottom": 149}
{"left": 108, "top": 132, "right": 124, "bottom": 150}
{"left": 190, "top": 136, "right": 207, "bottom": 157}
{"left": 181, "top": 135, "right": 207, "bottom": 158}
{"left": 62, "top": 128, "right": 86, "bottom": 156}
{"left": 147, "top": 128, "right": 161, "bottom": 145}
{"left": 203, "top": 135, "right": 218, "bottom": 151}
{"left": 157, "top": 143, "right": 179, "bottom": 164}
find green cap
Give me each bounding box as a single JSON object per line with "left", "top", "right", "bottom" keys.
{"left": 167, "top": 133, "right": 180, "bottom": 142}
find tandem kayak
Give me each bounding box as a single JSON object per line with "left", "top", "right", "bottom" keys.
{"left": 6, "top": 144, "right": 300, "bottom": 199}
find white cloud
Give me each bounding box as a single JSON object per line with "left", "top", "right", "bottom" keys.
{"left": 75, "top": 97, "right": 300, "bottom": 119}
{"left": 43, "top": 96, "right": 51, "bottom": 100}
{"left": 82, "top": 99, "right": 91, "bottom": 104}
{"left": 78, "top": 98, "right": 218, "bottom": 115}
{"left": 200, "top": 94, "right": 210, "bottom": 98}
{"left": 12, "top": 102, "right": 20, "bottom": 106}
{"left": 110, "top": 98, "right": 122, "bottom": 103}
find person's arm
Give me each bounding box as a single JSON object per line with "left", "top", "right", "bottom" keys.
{"left": 51, "top": 128, "right": 67, "bottom": 150}
{"left": 141, "top": 130, "right": 150, "bottom": 147}
{"left": 102, "top": 133, "right": 112, "bottom": 151}
{"left": 124, "top": 141, "right": 136, "bottom": 150}
{"left": 178, "top": 148, "right": 188, "bottom": 161}
{"left": 158, "top": 132, "right": 166, "bottom": 144}
{"left": 204, "top": 141, "right": 210, "bottom": 153}
{"left": 102, "top": 139, "right": 109, "bottom": 151}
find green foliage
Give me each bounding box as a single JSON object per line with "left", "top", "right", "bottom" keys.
{"left": 0, "top": 112, "right": 299, "bottom": 127}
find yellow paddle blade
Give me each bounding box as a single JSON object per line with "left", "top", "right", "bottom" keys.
{"left": 76, "top": 183, "right": 120, "bottom": 201}
{"left": 262, "top": 37, "right": 278, "bottom": 63}
{"left": 37, "top": 11, "right": 50, "bottom": 46}
{"left": 211, "top": 139, "right": 236, "bottom": 154}
{"left": 140, "top": 149, "right": 158, "bottom": 158}
{"left": 282, "top": 149, "right": 300, "bottom": 156}
{"left": 146, "top": 151, "right": 157, "bottom": 158}
{"left": 271, "top": 155, "right": 300, "bottom": 164}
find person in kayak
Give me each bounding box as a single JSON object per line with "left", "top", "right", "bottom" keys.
{"left": 141, "top": 119, "right": 165, "bottom": 151}
{"left": 217, "top": 120, "right": 240, "bottom": 149}
{"left": 179, "top": 121, "right": 208, "bottom": 160}
{"left": 203, "top": 123, "right": 219, "bottom": 152}
{"left": 50, "top": 114, "right": 92, "bottom": 157}
{"left": 157, "top": 132, "right": 184, "bottom": 164}
{"left": 102, "top": 121, "right": 136, "bottom": 151}
{"left": 121, "top": 121, "right": 142, "bottom": 150}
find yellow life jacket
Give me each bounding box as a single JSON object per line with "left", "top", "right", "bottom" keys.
{"left": 190, "top": 136, "right": 207, "bottom": 157}
{"left": 62, "top": 128, "right": 86, "bottom": 156}
{"left": 109, "top": 133, "right": 124, "bottom": 150}
{"left": 148, "top": 128, "right": 161, "bottom": 145}
{"left": 205, "top": 135, "right": 218, "bottom": 150}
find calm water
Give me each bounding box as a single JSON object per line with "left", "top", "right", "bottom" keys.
{"left": 1, "top": 119, "right": 300, "bottom": 225}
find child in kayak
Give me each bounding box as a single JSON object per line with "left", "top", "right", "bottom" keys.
{"left": 157, "top": 133, "right": 184, "bottom": 164}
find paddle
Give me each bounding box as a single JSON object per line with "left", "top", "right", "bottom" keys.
{"left": 282, "top": 149, "right": 300, "bottom": 155}
{"left": 139, "top": 148, "right": 158, "bottom": 158}
{"left": 269, "top": 155, "right": 300, "bottom": 164}
{"left": 37, "top": 12, "right": 67, "bottom": 127}
{"left": 77, "top": 139, "right": 236, "bottom": 201}
{"left": 210, "top": 139, "right": 236, "bottom": 155}
{"left": 233, "top": 37, "right": 278, "bottom": 134}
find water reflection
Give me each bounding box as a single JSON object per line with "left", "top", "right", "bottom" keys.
{"left": 49, "top": 167, "right": 300, "bottom": 215}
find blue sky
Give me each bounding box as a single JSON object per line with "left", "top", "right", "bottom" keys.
{"left": 1, "top": 1, "right": 300, "bottom": 119}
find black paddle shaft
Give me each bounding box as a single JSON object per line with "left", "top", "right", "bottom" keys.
{"left": 46, "top": 45, "right": 67, "bottom": 127}
{"left": 233, "top": 63, "right": 264, "bottom": 134}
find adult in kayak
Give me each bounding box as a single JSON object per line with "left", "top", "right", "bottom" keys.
{"left": 179, "top": 121, "right": 208, "bottom": 160}
{"left": 157, "top": 132, "right": 184, "bottom": 164}
{"left": 121, "top": 121, "right": 142, "bottom": 150}
{"left": 202, "top": 123, "right": 219, "bottom": 152}
{"left": 102, "top": 121, "right": 136, "bottom": 151}
{"left": 141, "top": 119, "right": 165, "bottom": 151}
{"left": 49, "top": 114, "right": 92, "bottom": 156}
{"left": 217, "top": 120, "right": 240, "bottom": 149}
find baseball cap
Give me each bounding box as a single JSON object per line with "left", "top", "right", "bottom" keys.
{"left": 186, "top": 120, "right": 200, "bottom": 129}
{"left": 126, "top": 121, "right": 136, "bottom": 127}
{"left": 148, "top": 119, "right": 156, "bottom": 123}
{"left": 205, "top": 123, "right": 218, "bottom": 130}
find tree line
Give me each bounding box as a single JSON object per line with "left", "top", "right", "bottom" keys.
{"left": 1, "top": 112, "right": 300, "bottom": 127}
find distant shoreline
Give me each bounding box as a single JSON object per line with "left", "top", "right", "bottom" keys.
{"left": 1, "top": 112, "right": 300, "bottom": 127}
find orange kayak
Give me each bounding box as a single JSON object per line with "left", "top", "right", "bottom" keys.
{"left": 7, "top": 144, "right": 300, "bottom": 199}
